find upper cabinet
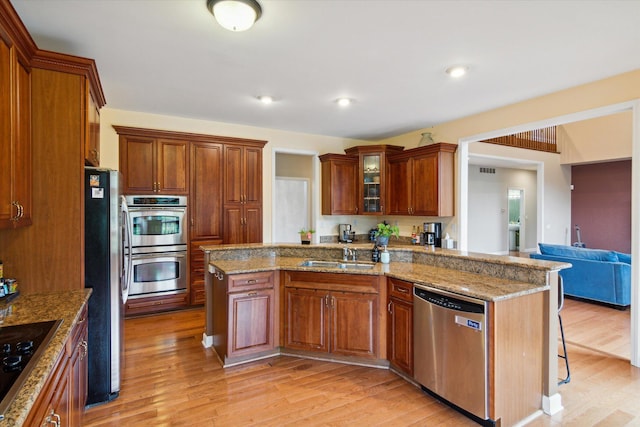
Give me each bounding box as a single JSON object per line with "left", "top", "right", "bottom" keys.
{"left": 344, "top": 145, "right": 404, "bottom": 215}
{"left": 319, "top": 154, "right": 358, "bottom": 215}
{"left": 116, "top": 126, "right": 189, "bottom": 195}
{"left": 84, "top": 91, "right": 100, "bottom": 166}
{"left": 0, "top": 2, "right": 36, "bottom": 229}
{"left": 387, "top": 143, "right": 457, "bottom": 217}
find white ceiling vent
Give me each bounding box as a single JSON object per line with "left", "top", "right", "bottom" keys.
{"left": 479, "top": 167, "right": 496, "bottom": 174}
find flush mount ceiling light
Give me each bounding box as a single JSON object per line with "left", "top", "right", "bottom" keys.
{"left": 206, "top": 0, "right": 262, "bottom": 32}
{"left": 335, "top": 97, "right": 353, "bottom": 107}
{"left": 445, "top": 65, "right": 468, "bottom": 78}
{"left": 257, "top": 95, "right": 273, "bottom": 104}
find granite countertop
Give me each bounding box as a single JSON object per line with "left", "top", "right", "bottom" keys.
{"left": 0, "top": 289, "right": 92, "bottom": 426}
{"left": 207, "top": 255, "right": 550, "bottom": 302}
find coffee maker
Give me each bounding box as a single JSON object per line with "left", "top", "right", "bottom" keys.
{"left": 338, "top": 224, "right": 355, "bottom": 243}
{"left": 423, "top": 222, "right": 442, "bottom": 247}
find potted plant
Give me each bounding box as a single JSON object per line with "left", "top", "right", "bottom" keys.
{"left": 298, "top": 228, "right": 315, "bottom": 245}
{"left": 374, "top": 222, "right": 399, "bottom": 246}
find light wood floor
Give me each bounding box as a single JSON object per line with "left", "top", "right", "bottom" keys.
{"left": 83, "top": 301, "right": 640, "bottom": 426}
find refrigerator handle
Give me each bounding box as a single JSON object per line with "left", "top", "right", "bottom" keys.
{"left": 121, "top": 196, "right": 133, "bottom": 303}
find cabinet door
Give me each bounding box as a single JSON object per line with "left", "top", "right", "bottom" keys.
{"left": 411, "top": 152, "right": 439, "bottom": 216}
{"left": 0, "top": 36, "right": 12, "bottom": 226}
{"left": 321, "top": 157, "right": 358, "bottom": 215}
{"left": 156, "top": 139, "right": 189, "bottom": 194}
{"left": 244, "top": 146, "right": 262, "bottom": 204}
{"left": 244, "top": 205, "right": 262, "bottom": 243}
{"left": 223, "top": 145, "right": 243, "bottom": 204}
{"left": 69, "top": 311, "right": 88, "bottom": 426}
{"left": 331, "top": 292, "right": 378, "bottom": 358}
{"left": 11, "top": 55, "right": 32, "bottom": 227}
{"left": 85, "top": 90, "right": 100, "bottom": 166}
{"left": 386, "top": 156, "right": 411, "bottom": 215}
{"left": 120, "top": 136, "right": 155, "bottom": 194}
{"left": 285, "top": 288, "right": 329, "bottom": 352}
{"left": 388, "top": 298, "right": 413, "bottom": 376}
{"left": 228, "top": 288, "right": 275, "bottom": 358}
{"left": 190, "top": 142, "right": 223, "bottom": 240}
{"left": 223, "top": 205, "right": 243, "bottom": 244}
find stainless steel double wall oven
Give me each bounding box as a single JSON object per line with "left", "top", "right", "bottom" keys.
{"left": 123, "top": 195, "right": 187, "bottom": 299}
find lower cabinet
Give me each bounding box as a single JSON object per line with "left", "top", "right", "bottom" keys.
{"left": 283, "top": 271, "right": 381, "bottom": 359}
{"left": 25, "top": 304, "right": 88, "bottom": 427}
{"left": 386, "top": 278, "right": 413, "bottom": 376}
{"left": 190, "top": 239, "right": 222, "bottom": 305}
{"left": 212, "top": 270, "right": 277, "bottom": 365}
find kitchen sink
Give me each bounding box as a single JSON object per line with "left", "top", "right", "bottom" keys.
{"left": 299, "top": 260, "right": 375, "bottom": 270}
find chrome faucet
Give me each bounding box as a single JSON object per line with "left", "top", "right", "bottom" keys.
{"left": 342, "top": 246, "right": 349, "bottom": 261}
{"left": 348, "top": 248, "right": 357, "bottom": 262}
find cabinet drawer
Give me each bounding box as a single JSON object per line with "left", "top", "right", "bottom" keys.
{"left": 228, "top": 271, "right": 274, "bottom": 292}
{"left": 388, "top": 278, "right": 413, "bottom": 303}
{"left": 125, "top": 292, "right": 188, "bottom": 317}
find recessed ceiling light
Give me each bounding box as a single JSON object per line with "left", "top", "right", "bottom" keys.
{"left": 445, "top": 66, "right": 468, "bottom": 78}
{"left": 336, "top": 98, "right": 353, "bottom": 107}
{"left": 257, "top": 95, "right": 273, "bottom": 104}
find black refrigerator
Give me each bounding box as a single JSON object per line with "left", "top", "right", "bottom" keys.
{"left": 84, "top": 167, "right": 123, "bottom": 406}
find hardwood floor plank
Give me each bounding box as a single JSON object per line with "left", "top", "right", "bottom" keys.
{"left": 84, "top": 303, "right": 640, "bottom": 426}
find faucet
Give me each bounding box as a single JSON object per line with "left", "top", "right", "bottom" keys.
{"left": 348, "top": 248, "right": 357, "bottom": 262}
{"left": 342, "top": 246, "right": 349, "bottom": 261}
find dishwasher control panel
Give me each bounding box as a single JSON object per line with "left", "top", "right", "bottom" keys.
{"left": 414, "top": 287, "right": 484, "bottom": 314}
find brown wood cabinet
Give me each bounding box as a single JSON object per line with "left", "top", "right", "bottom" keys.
{"left": 189, "top": 239, "right": 221, "bottom": 305}
{"left": 84, "top": 91, "right": 100, "bottom": 166}
{"left": 116, "top": 128, "right": 189, "bottom": 195}
{"left": 319, "top": 154, "right": 358, "bottom": 215}
{"left": 0, "top": 49, "right": 105, "bottom": 295}
{"left": 283, "top": 271, "right": 381, "bottom": 359}
{"left": 25, "top": 304, "right": 88, "bottom": 427}
{"left": 0, "top": 3, "right": 35, "bottom": 229}
{"left": 386, "top": 278, "right": 413, "bottom": 376}
{"left": 124, "top": 292, "right": 189, "bottom": 317}
{"left": 387, "top": 143, "right": 457, "bottom": 216}
{"left": 344, "top": 145, "right": 404, "bottom": 215}
{"left": 212, "top": 270, "right": 277, "bottom": 365}
{"left": 223, "top": 143, "right": 264, "bottom": 244}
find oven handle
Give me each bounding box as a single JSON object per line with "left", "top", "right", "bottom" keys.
{"left": 127, "top": 207, "right": 187, "bottom": 213}
{"left": 121, "top": 196, "right": 133, "bottom": 303}
{"left": 130, "top": 252, "right": 187, "bottom": 261}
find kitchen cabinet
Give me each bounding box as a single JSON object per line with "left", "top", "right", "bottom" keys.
{"left": 344, "top": 145, "right": 404, "bottom": 215}
{"left": 223, "top": 142, "right": 265, "bottom": 244}
{"left": 25, "top": 304, "right": 88, "bottom": 427}
{"left": 0, "top": 49, "right": 105, "bottom": 294}
{"left": 387, "top": 143, "right": 457, "bottom": 216}
{"left": 124, "top": 292, "right": 189, "bottom": 317}
{"left": 84, "top": 91, "right": 100, "bottom": 166}
{"left": 283, "top": 271, "right": 382, "bottom": 359}
{"left": 116, "top": 128, "right": 189, "bottom": 195}
{"left": 0, "top": 4, "right": 35, "bottom": 229}
{"left": 386, "top": 278, "right": 413, "bottom": 376}
{"left": 212, "top": 270, "right": 277, "bottom": 365}
{"left": 319, "top": 154, "right": 358, "bottom": 215}
{"left": 190, "top": 239, "right": 221, "bottom": 305}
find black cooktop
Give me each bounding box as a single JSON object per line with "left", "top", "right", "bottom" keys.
{"left": 0, "top": 319, "right": 62, "bottom": 420}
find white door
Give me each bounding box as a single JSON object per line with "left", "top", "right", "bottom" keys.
{"left": 274, "top": 178, "right": 310, "bottom": 243}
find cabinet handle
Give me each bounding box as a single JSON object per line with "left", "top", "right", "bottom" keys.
{"left": 324, "top": 295, "right": 329, "bottom": 307}
{"left": 380, "top": 205, "right": 384, "bottom": 213}
{"left": 10, "top": 202, "right": 19, "bottom": 221}
{"left": 331, "top": 296, "right": 335, "bottom": 308}
{"left": 355, "top": 207, "right": 359, "bottom": 214}
{"left": 43, "top": 409, "right": 61, "bottom": 427}
{"left": 247, "top": 292, "right": 258, "bottom": 296}
{"left": 18, "top": 203, "right": 23, "bottom": 218}
{"left": 395, "top": 287, "right": 408, "bottom": 293}
{"left": 246, "top": 279, "right": 257, "bottom": 284}
{"left": 388, "top": 301, "right": 393, "bottom": 313}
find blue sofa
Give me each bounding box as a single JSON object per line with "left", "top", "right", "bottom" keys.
{"left": 530, "top": 243, "right": 631, "bottom": 308}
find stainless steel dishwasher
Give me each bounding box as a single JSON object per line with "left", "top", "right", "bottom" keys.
{"left": 413, "top": 283, "right": 490, "bottom": 424}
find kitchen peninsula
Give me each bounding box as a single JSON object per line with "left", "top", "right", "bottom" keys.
{"left": 202, "top": 242, "right": 570, "bottom": 426}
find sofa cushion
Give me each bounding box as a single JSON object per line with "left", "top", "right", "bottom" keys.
{"left": 538, "top": 243, "right": 619, "bottom": 262}
{"left": 614, "top": 251, "right": 632, "bottom": 264}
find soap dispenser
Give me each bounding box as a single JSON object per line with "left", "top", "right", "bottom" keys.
{"left": 371, "top": 244, "right": 380, "bottom": 263}
{"left": 380, "top": 246, "right": 390, "bottom": 264}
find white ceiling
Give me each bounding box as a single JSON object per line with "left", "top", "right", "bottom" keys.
{"left": 10, "top": 0, "right": 640, "bottom": 141}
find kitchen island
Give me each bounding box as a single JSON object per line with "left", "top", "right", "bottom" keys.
{"left": 202, "top": 242, "right": 570, "bottom": 426}
{"left": 0, "top": 289, "right": 91, "bottom": 426}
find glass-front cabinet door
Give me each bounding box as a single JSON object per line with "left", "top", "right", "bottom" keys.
{"left": 345, "top": 145, "right": 404, "bottom": 215}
